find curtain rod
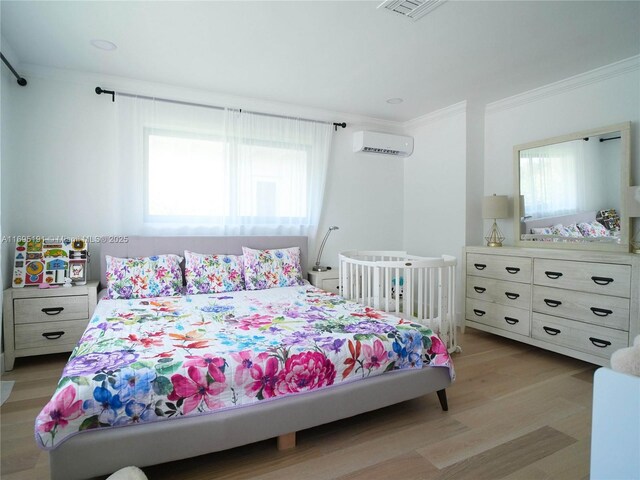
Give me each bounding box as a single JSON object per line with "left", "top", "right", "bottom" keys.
{"left": 95, "top": 87, "right": 346, "bottom": 131}
{"left": 1, "top": 52, "right": 27, "bottom": 86}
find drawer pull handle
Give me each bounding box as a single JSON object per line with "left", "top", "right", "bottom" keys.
{"left": 590, "top": 307, "right": 613, "bottom": 317}
{"left": 505, "top": 267, "right": 520, "bottom": 274}
{"left": 544, "top": 299, "right": 562, "bottom": 307}
{"left": 504, "top": 317, "right": 519, "bottom": 325}
{"left": 505, "top": 292, "right": 520, "bottom": 300}
{"left": 544, "top": 271, "right": 563, "bottom": 280}
{"left": 589, "top": 337, "right": 611, "bottom": 348}
{"left": 543, "top": 326, "right": 561, "bottom": 336}
{"left": 474, "top": 263, "right": 487, "bottom": 271}
{"left": 473, "top": 286, "right": 486, "bottom": 293}
{"left": 41, "top": 307, "right": 64, "bottom": 315}
{"left": 591, "top": 276, "right": 614, "bottom": 286}
{"left": 42, "top": 331, "right": 65, "bottom": 340}
{"left": 473, "top": 309, "right": 486, "bottom": 317}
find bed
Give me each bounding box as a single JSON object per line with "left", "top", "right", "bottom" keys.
{"left": 36, "top": 236, "right": 454, "bottom": 480}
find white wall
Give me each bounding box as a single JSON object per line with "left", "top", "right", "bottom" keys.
{"left": 484, "top": 58, "right": 640, "bottom": 245}
{"left": 315, "top": 124, "right": 405, "bottom": 269}
{"left": 403, "top": 104, "right": 467, "bottom": 319}
{"left": 0, "top": 67, "right": 405, "bottom": 282}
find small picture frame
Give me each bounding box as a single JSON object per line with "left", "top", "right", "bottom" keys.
{"left": 69, "top": 260, "right": 87, "bottom": 285}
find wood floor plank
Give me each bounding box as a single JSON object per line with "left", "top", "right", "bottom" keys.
{"left": 0, "top": 328, "right": 596, "bottom": 480}
{"left": 335, "top": 452, "right": 438, "bottom": 480}
{"left": 433, "top": 426, "right": 576, "bottom": 480}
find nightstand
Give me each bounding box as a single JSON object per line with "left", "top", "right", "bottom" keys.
{"left": 3, "top": 281, "right": 98, "bottom": 371}
{"left": 308, "top": 270, "right": 340, "bottom": 294}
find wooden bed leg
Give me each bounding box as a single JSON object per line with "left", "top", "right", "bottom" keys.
{"left": 436, "top": 389, "right": 449, "bottom": 411}
{"left": 277, "top": 432, "right": 296, "bottom": 450}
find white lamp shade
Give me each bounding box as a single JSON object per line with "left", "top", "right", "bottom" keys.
{"left": 482, "top": 195, "right": 509, "bottom": 219}
{"left": 627, "top": 186, "right": 640, "bottom": 217}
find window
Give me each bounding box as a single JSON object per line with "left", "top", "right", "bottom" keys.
{"left": 145, "top": 130, "right": 309, "bottom": 223}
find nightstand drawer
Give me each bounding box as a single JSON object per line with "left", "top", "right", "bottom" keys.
{"left": 321, "top": 278, "right": 340, "bottom": 294}
{"left": 14, "top": 295, "right": 89, "bottom": 324}
{"left": 14, "top": 319, "right": 87, "bottom": 350}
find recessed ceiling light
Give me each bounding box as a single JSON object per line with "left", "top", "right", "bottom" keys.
{"left": 90, "top": 39, "right": 118, "bottom": 51}
{"left": 386, "top": 98, "right": 404, "bottom": 104}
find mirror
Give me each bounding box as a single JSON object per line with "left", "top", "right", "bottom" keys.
{"left": 514, "top": 122, "right": 631, "bottom": 251}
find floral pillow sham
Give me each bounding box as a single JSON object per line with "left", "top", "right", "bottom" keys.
{"left": 105, "top": 254, "right": 183, "bottom": 299}
{"left": 550, "top": 223, "right": 583, "bottom": 237}
{"left": 530, "top": 227, "right": 553, "bottom": 235}
{"left": 577, "top": 221, "right": 609, "bottom": 237}
{"left": 242, "top": 246, "right": 304, "bottom": 290}
{"left": 184, "top": 251, "right": 244, "bottom": 294}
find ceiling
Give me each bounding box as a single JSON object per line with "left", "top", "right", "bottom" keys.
{"left": 1, "top": 1, "right": 639, "bottom": 122}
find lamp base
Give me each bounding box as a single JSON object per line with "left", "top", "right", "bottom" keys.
{"left": 312, "top": 266, "right": 332, "bottom": 272}
{"left": 484, "top": 220, "right": 505, "bottom": 248}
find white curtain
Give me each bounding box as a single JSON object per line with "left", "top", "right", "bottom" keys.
{"left": 115, "top": 96, "right": 332, "bottom": 236}
{"left": 519, "top": 140, "right": 587, "bottom": 219}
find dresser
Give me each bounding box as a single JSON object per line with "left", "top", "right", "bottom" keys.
{"left": 3, "top": 281, "right": 98, "bottom": 370}
{"left": 464, "top": 247, "right": 639, "bottom": 366}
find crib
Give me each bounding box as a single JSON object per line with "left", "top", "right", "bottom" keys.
{"left": 339, "top": 251, "right": 460, "bottom": 354}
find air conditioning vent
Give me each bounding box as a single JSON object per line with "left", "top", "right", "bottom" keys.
{"left": 378, "top": 0, "right": 447, "bottom": 21}
{"left": 353, "top": 131, "right": 414, "bottom": 157}
{"left": 363, "top": 147, "right": 402, "bottom": 155}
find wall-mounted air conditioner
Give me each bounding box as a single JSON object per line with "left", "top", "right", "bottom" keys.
{"left": 353, "top": 131, "right": 414, "bottom": 157}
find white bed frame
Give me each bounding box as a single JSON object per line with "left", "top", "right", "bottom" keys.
{"left": 47, "top": 236, "right": 452, "bottom": 480}
{"left": 339, "top": 251, "right": 459, "bottom": 353}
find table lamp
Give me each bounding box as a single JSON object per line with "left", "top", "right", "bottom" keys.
{"left": 483, "top": 194, "right": 509, "bottom": 247}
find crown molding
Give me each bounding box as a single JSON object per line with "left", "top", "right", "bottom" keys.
{"left": 17, "top": 63, "right": 402, "bottom": 129}
{"left": 402, "top": 101, "right": 467, "bottom": 130}
{"left": 486, "top": 55, "right": 640, "bottom": 115}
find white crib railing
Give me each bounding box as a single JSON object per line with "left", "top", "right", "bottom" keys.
{"left": 339, "top": 250, "right": 460, "bottom": 354}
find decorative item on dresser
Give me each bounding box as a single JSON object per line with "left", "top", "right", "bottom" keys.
{"left": 464, "top": 246, "right": 639, "bottom": 366}
{"left": 2, "top": 281, "right": 98, "bottom": 371}
{"left": 307, "top": 269, "right": 340, "bottom": 294}
{"left": 482, "top": 194, "right": 509, "bottom": 247}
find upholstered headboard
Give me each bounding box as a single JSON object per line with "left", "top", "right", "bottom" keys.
{"left": 99, "top": 236, "right": 308, "bottom": 290}
{"left": 521, "top": 211, "right": 597, "bottom": 235}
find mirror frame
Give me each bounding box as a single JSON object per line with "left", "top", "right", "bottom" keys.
{"left": 513, "top": 121, "right": 631, "bottom": 252}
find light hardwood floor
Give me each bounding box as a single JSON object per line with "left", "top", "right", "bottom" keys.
{"left": 0, "top": 328, "right": 596, "bottom": 480}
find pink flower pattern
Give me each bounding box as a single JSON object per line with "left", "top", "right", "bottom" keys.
{"left": 36, "top": 385, "right": 83, "bottom": 435}
{"left": 169, "top": 366, "right": 226, "bottom": 414}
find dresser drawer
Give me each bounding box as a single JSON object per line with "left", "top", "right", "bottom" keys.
{"left": 467, "top": 253, "right": 531, "bottom": 283}
{"left": 533, "top": 286, "right": 629, "bottom": 331}
{"left": 466, "top": 276, "right": 530, "bottom": 309}
{"left": 532, "top": 313, "right": 628, "bottom": 359}
{"left": 534, "top": 259, "right": 631, "bottom": 298}
{"left": 14, "top": 319, "right": 87, "bottom": 350}
{"left": 466, "top": 298, "right": 530, "bottom": 336}
{"left": 14, "top": 295, "right": 89, "bottom": 324}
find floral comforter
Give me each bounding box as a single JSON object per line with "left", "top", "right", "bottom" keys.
{"left": 36, "top": 285, "right": 454, "bottom": 450}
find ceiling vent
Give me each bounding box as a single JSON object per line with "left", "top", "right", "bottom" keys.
{"left": 378, "top": 0, "right": 447, "bottom": 21}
